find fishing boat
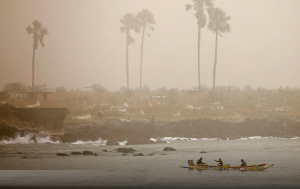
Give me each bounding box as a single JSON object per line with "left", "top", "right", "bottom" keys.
{"left": 187, "top": 160, "right": 274, "bottom": 171}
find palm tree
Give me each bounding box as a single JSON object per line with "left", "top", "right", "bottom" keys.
{"left": 186, "top": 0, "right": 214, "bottom": 92}
{"left": 120, "top": 13, "right": 140, "bottom": 89}
{"left": 207, "top": 8, "right": 230, "bottom": 92}
{"left": 26, "top": 20, "right": 48, "bottom": 92}
{"left": 136, "top": 9, "right": 155, "bottom": 90}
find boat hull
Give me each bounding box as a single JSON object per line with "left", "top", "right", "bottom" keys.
{"left": 187, "top": 160, "right": 274, "bottom": 171}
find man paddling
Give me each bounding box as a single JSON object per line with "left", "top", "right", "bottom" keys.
{"left": 214, "top": 158, "right": 223, "bottom": 166}
{"left": 241, "top": 159, "right": 247, "bottom": 166}
{"left": 197, "top": 157, "right": 206, "bottom": 164}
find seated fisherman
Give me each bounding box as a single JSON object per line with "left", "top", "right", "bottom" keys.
{"left": 240, "top": 159, "right": 247, "bottom": 166}
{"left": 196, "top": 157, "right": 205, "bottom": 164}
{"left": 214, "top": 158, "right": 223, "bottom": 166}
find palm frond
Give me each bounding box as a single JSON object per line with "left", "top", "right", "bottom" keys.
{"left": 26, "top": 26, "right": 34, "bottom": 34}
{"left": 40, "top": 27, "right": 48, "bottom": 35}
{"left": 186, "top": 4, "right": 192, "bottom": 11}
{"left": 32, "top": 20, "right": 42, "bottom": 30}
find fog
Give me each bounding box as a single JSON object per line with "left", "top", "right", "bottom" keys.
{"left": 0, "top": 0, "right": 299, "bottom": 91}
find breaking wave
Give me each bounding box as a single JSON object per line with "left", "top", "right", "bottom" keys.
{"left": 0, "top": 133, "right": 60, "bottom": 144}
{"left": 71, "top": 138, "right": 107, "bottom": 145}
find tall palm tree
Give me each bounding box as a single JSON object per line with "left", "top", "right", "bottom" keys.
{"left": 120, "top": 13, "right": 140, "bottom": 89}
{"left": 186, "top": 0, "right": 214, "bottom": 92}
{"left": 136, "top": 9, "right": 155, "bottom": 90}
{"left": 26, "top": 20, "right": 48, "bottom": 92}
{"left": 207, "top": 8, "right": 230, "bottom": 92}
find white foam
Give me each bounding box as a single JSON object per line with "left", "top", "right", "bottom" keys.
{"left": 150, "top": 138, "right": 158, "bottom": 142}
{"left": 290, "top": 137, "right": 300, "bottom": 140}
{"left": 0, "top": 133, "right": 60, "bottom": 144}
{"left": 71, "top": 138, "right": 107, "bottom": 145}
{"left": 118, "top": 141, "right": 127, "bottom": 146}
{"left": 199, "top": 138, "right": 219, "bottom": 141}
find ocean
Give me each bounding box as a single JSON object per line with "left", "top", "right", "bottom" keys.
{"left": 0, "top": 136, "right": 299, "bottom": 189}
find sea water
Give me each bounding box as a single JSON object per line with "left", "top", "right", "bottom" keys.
{"left": 0, "top": 137, "right": 299, "bottom": 189}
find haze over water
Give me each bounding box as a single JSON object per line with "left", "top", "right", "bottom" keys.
{"left": 0, "top": 138, "right": 299, "bottom": 188}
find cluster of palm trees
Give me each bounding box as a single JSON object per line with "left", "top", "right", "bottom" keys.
{"left": 26, "top": 1, "right": 230, "bottom": 93}
{"left": 186, "top": 0, "right": 231, "bottom": 93}
{"left": 120, "top": 9, "right": 155, "bottom": 90}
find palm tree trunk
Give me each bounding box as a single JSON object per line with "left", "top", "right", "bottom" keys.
{"left": 31, "top": 46, "right": 36, "bottom": 92}
{"left": 213, "top": 31, "right": 218, "bottom": 93}
{"left": 126, "top": 31, "right": 129, "bottom": 89}
{"left": 197, "top": 26, "right": 201, "bottom": 92}
{"left": 140, "top": 27, "right": 145, "bottom": 90}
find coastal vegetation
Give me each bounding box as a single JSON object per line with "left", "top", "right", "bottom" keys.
{"left": 1, "top": 84, "right": 299, "bottom": 122}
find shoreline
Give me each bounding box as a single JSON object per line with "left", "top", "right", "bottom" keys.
{"left": 1, "top": 117, "right": 299, "bottom": 145}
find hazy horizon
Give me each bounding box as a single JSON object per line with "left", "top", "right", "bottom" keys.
{"left": 0, "top": 0, "right": 299, "bottom": 91}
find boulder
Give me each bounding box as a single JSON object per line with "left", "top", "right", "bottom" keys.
{"left": 115, "top": 148, "right": 136, "bottom": 153}
{"left": 83, "top": 151, "right": 94, "bottom": 155}
{"left": 61, "top": 133, "right": 78, "bottom": 143}
{"left": 102, "top": 150, "right": 108, "bottom": 152}
{"left": 133, "top": 153, "right": 144, "bottom": 156}
{"left": 71, "top": 152, "right": 82, "bottom": 155}
{"left": 163, "top": 147, "right": 177, "bottom": 151}
{"left": 56, "top": 153, "right": 69, "bottom": 156}
{"left": 200, "top": 151, "right": 207, "bottom": 153}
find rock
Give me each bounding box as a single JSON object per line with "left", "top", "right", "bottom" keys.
{"left": 71, "top": 152, "right": 82, "bottom": 155}
{"left": 122, "top": 154, "right": 127, "bottom": 156}
{"left": 93, "top": 153, "right": 98, "bottom": 156}
{"left": 14, "top": 152, "right": 23, "bottom": 154}
{"left": 148, "top": 154, "right": 154, "bottom": 156}
{"left": 133, "top": 153, "right": 144, "bottom": 156}
{"left": 61, "top": 133, "right": 78, "bottom": 143}
{"left": 56, "top": 153, "right": 69, "bottom": 156}
{"left": 83, "top": 151, "right": 94, "bottom": 155}
{"left": 102, "top": 150, "right": 108, "bottom": 152}
{"left": 163, "top": 147, "right": 177, "bottom": 151}
{"left": 200, "top": 151, "right": 207, "bottom": 153}
{"left": 115, "top": 148, "right": 136, "bottom": 153}
{"left": 161, "top": 153, "right": 167, "bottom": 155}
{"left": 106, "top": 138, "right": 119, "bottom": 145}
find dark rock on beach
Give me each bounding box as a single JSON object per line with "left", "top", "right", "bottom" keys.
{"left": 83, "top": 151, "right": 94, "bottom": 155}
{"left": 71, "top": 152, "right": 82, "bottom": 155}
{"left": 133, "top": 153, "right": 144, "bottom": 156}
{"left": 115, "top": 148, "right": 136, "bottom": 153}
{"left": 56, "top": 153, "right": 69, "bottom": 156}
{"left": 200, "top": 151, "right": 207, "bottom": 153}
{"left": 163, "top": 147, "right": 177, "bottom": 151}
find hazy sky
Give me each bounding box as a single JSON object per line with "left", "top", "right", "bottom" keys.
{"left": 0, "top": 0, "right": 299, "bottom": 91}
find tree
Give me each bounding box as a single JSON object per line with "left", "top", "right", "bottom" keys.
{"left": 207, "top": 8, "right": 230, "bottom": 92}
{"left": 26, "top": 20, "right": 48, "bottom": 92}
{"left": 186, "top": 0, "right": 214, "bottom": 92}
{"left": 120, "top": 14, "right": 140, "bottom": 89}
{"left": 4, "top": 82, "right": 28, "bottom": 93}
{"left": 136, "top": 9, "right": 155, "bottom": 90}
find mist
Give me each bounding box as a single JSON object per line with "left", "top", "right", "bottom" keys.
{"left": 0, "top": 0, "right": 299, "bottom": 91}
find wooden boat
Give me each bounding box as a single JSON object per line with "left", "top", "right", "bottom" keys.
{"left": 187, "top": 160, "right": 274, "bottom": 171}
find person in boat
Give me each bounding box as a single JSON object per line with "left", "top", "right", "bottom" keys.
{"left": 196, "top": 157, "right": 206, "bottom": 164}
{"left": 241, "top": 159, "right": 247, "bottom": 166}
{"left": 214, "top": 158, "right": 223, "bottom": 166}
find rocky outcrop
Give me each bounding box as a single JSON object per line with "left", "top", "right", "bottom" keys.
{"left": 163, "top": 147, "right": 177, "bottom": 151}
{"left": 0, "top": 104, "right": 68, "bottom": 139}
{"left": 115, "top": 148, "right": 136, "bottom": 153}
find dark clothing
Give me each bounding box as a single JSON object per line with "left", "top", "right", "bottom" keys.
{"left": 241, "top": 160, "right": 247, "bottom": 166}
{"left": 197, "top": 159, "right": 205, "bottom": 164}
{"left": 215, "top": 159, "right": 223, "bottom": 166}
